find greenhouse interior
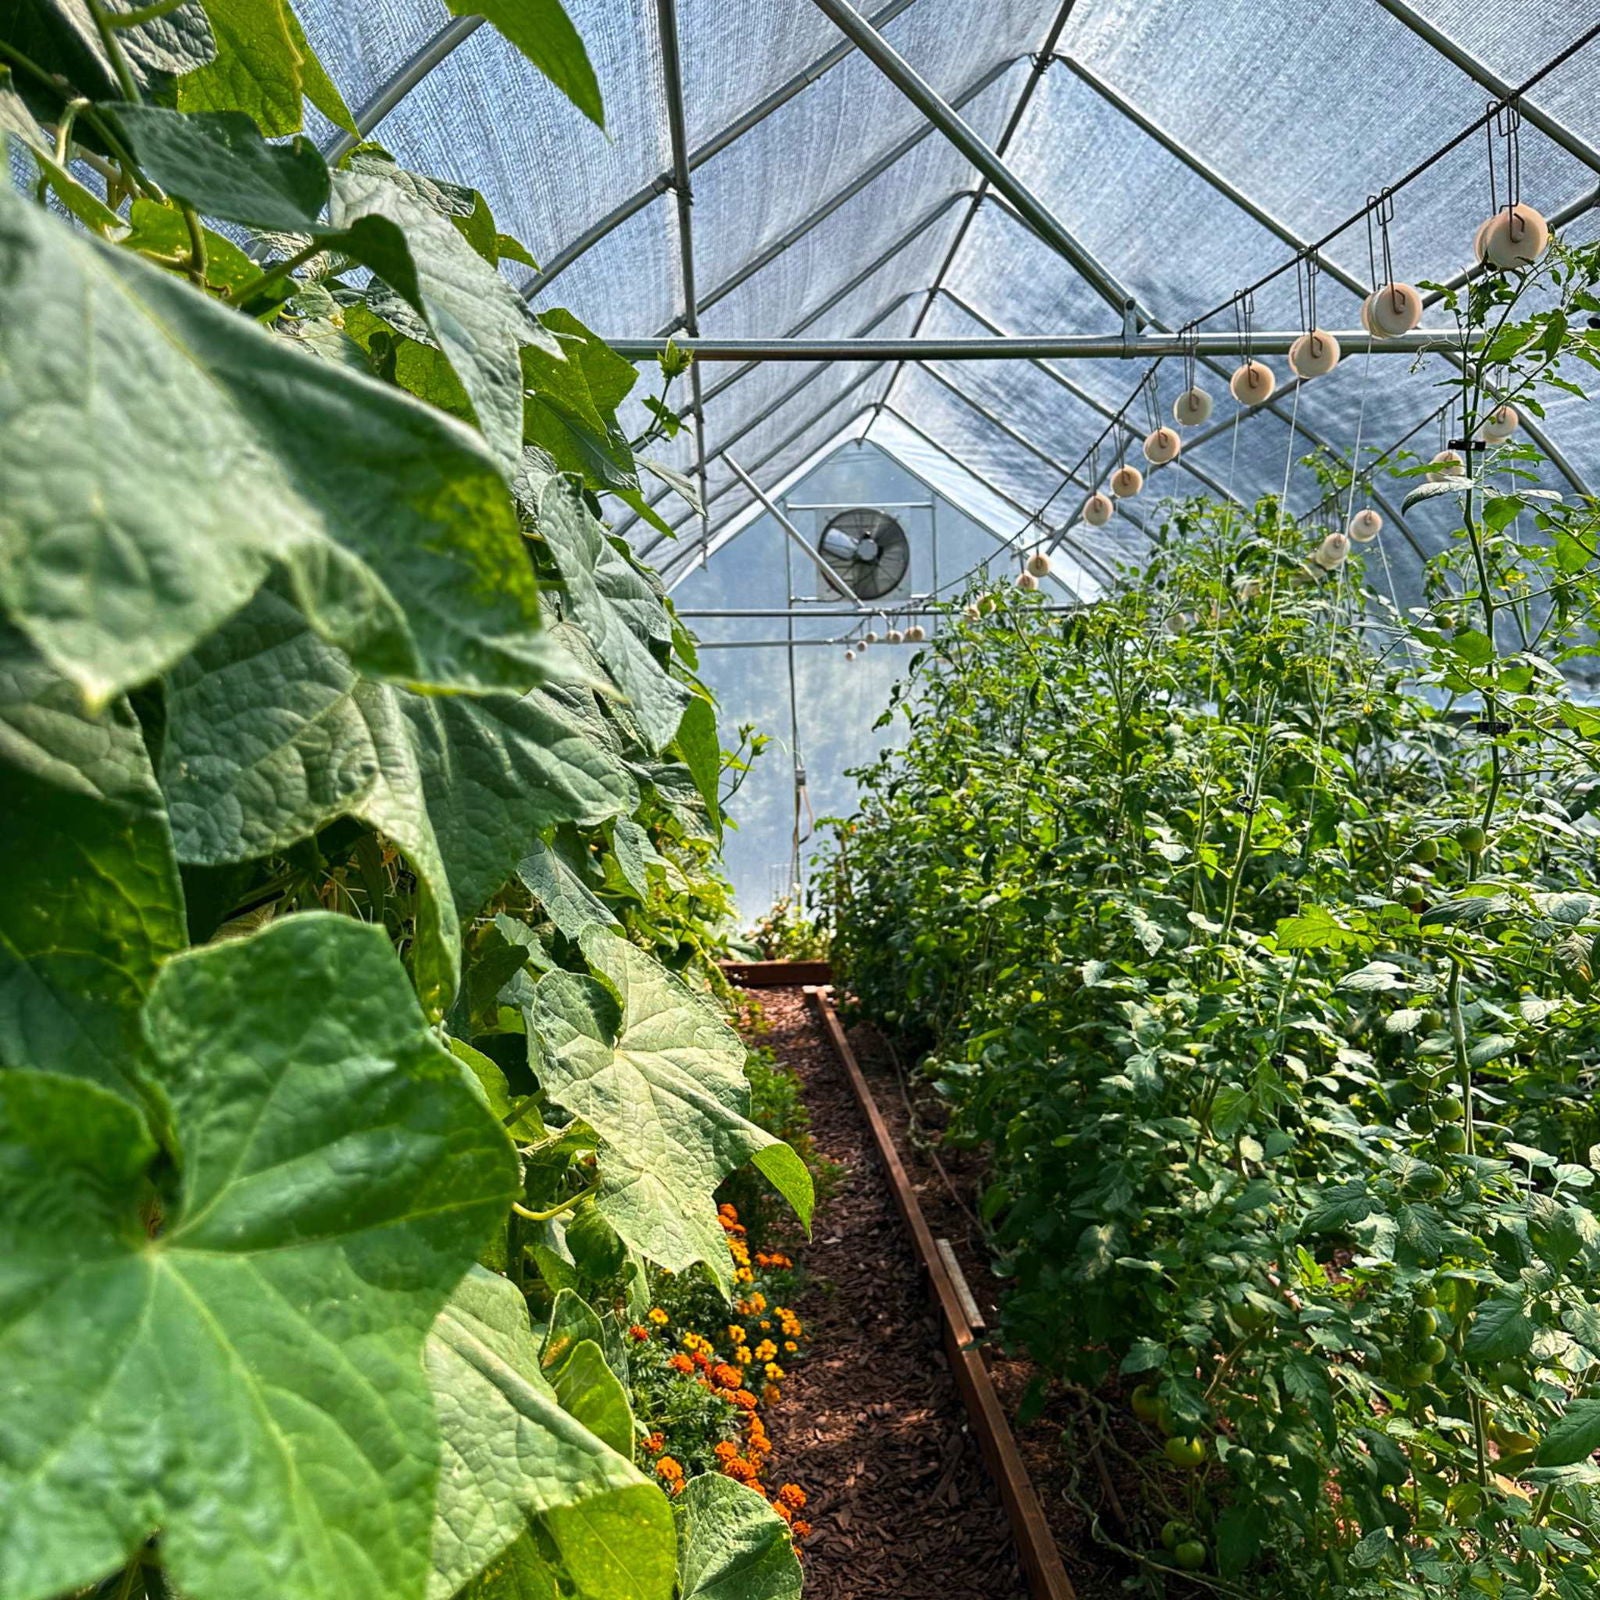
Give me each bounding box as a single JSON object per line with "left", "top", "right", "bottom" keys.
{"left": 8, "top": 0, "right": 1600, "bottom": 1597}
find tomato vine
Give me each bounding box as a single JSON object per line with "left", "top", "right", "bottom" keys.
{"left": 828, "top": 239, "right": 1600, "bottom": 1596}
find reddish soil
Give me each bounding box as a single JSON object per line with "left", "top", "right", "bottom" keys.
{"left": 741, "top": 985, "right": 1028, "bottom": 1600}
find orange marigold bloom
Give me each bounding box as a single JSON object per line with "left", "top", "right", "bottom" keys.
{"left": 647, "top": 1307, "right": 670, "bottom": 1326}
{"left": 777, "top": 1483, "right": 808, "bottom": 1511}
{"left": 655, "top": 1457, "right": 684, "bottom": 1481}
{"left": 713, "top": 1363, "right": 744, "bottom": 1390}
{"left": 792, "top": 1519, "right": 812, "bottom": 1540}
{"left": 722, "top": 1456, "right": 758, "bottom": 1483}
{"left": 762, "top": 1383, "right": 781, "bottom": 1405}
{"left": 772, "top": 1501, "right": 793, "bottom": 1524}
{"left": 713, "top": 1386, "right": 740, "bottom": 1404}
{"left": 692, "top": 1351, "right": 713, "bottom": 1372}
{"left": 713, "top": 1440, "right": 740, "bottom": 1462}
{"left": 668, "top": 1353, "right": 695, "bottom": 1375}
{"left": 643, "top": 1432, "right": 665, "bottom": 1453}
{"left": 718, "top": 1203, "right": 739, "bottom": 1222}
{"left": 732, "top": 1389, "right": 757, "bottom": 1410}
{"left": 746, "top": 1292, "right": 767, "bottom": 1314}
{"left": 629, "top": 1324, "right": 651, "bottom": 1342}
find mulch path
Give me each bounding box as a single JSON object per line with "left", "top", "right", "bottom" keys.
{"left": 740, "top": 985, "right": 1028, "bottom": 1600}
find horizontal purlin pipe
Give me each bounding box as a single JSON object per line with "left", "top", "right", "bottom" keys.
{"left": 609, "top": 330, "right": 1485, "bottom": 360}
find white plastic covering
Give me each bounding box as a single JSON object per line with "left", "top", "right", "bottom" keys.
{"left": 295, "top": 0, "right": 1600, "bottom": 587}
{"left": 293, "top": 0, "right": 1600, "bottom": 902}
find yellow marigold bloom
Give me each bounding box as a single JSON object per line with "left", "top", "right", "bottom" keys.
{"left": 764, "top": 1362, "right": 784, "bottom": 1382}
{"left": 762, "top": 1383, "right": 781, "bottom": 1405}
{"left": 747, "top": 1292, "right": 767, "bottom": 1314}
{"left": 727, "top": 1324, "right": 746, "bottom": 1346}
{"left": 735, "top": 1267, "right": 754, "bottom": 1284}
{"left": 784, "top": 1340, "right": 798, "bottom": 1354}
{"left": 754, "top": 1340, "right": 777, "bottom": 1363}
{"left": 647, "top": 1307, "right": 669, "bottom": 1326}
{"left": 735, "top": 1345, "right": 753, "bottom": 1364}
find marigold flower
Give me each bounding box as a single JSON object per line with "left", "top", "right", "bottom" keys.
{"left": 735, "top": 1267, "right": 754, "bottom": 1284}
{"left": 754, "top": 1340, "right": 777, "bottom": 1363}
{"left": 777, "top": 1483, "right": 807, "bottom": 1511}
{"left": 668, "top": 1353, "right": 695, "bottom": 1376}
{"left": 727, "top": 1324, "right": 747, "bottom": 1346}
{"left": 655, "top": 1457, "right": 684, "bottom": 1481}
{"left": 792, "top": 1519, "right": 812, "bottom": 1540}
{"left": 713, "top": 1362, "right": 744, "bottom": 1389}
{"left": 734, "top": 1346, "right": 753, "bottom": 1365}
{"left": 628, "top": 1324, "right": 651, "bottom": 1342}
{"left": 647, "top": 1307, "right": 670, "bottom": 1326}
{"left": 692, "top": 1351, "right": 713, "bottom": 1372}
{"left": 643, "top": 1432, "right": 665, "bottom": 1453}
{"left": 784, "top": 1340, "right": 798, "bottom": 1354}
{"left": 772, "top": 1501, "right": 793, "bottom": 1523}
{"left": 730, "top": 1239, "right": 751, "bottom": 1266}
{"left": 722, "top": 1456, "right": 758, "bottom": 1482}
{"left": 747, "top": 1292, "right": 767, "bottom": 1314}
{"left": 762, "top": 1383, "right": 781, "bottom": 1405}
{"left": 764, "top": 1362, "right": 784, "bottom": 1382}
{"left": 718, "top": 1203, "right": 739, "bottom": 1223}
{"left": 732, "top": 1389, "right": 757, "bottom": 1410}
{"left": 713, "top": 1440, "right": 740, "bottom": 1462}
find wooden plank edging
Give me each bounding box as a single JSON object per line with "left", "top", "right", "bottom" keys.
{"left": 720, "top": 958, "right": 834, "bottom": 987}
{"left": 803, "top": 986, "right": 1076, "bottom": 1600}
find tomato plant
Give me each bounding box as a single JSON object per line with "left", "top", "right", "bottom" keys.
{"left": 828, "top": 239, "right": 1600, "bottom": 1596}
{"left": 0, "top": 7, "right": 809, "bottom": 1600}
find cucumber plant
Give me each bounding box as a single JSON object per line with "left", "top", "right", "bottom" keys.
{"left": 0, "top": 6, "right": 808, "bottom": 1600}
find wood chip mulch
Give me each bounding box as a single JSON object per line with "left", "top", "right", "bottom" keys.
{"left": 739, "top": 985, "right": 1029, "bottom": 1600}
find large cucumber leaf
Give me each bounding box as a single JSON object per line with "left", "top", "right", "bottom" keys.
{"left": 176, "top": 0, "right": 303, "bottom": 134}
{"left": 527, "top": 928, "right": 812, "bottom": 1290}
{"left": 158, "top": 580, "right": 634, "bottom": 1013}
{"left": 425, "top": 1267, "right": 672, "bottom": 1600}
{"left": 0, "top": 914, "right": 517, "bottom": 1600}
{"left": 677, "top": 1476, "right": 804, "bottom": 1600}
{"left": 451, "top": 0, "right": 603, "bottom": 129}
{"left": 0, "top": 628, "right": 185, "bottom": 1097}
{"left": 538, "top": 479, "right": 691, "bottom": 753}
{"left": 0, "top": 187, "right": 546, "bottom": 706}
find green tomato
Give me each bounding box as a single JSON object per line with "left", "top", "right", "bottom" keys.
{"left": 1420, "top": 1009, "right": 1446, "bottom": 1034}
{"left": 1414, "top": 839, "right": 1440, "bottom": 865}
{"left": 1399, "top": 883, "right": 1425, "bottom": 909}
{"left": 1233, "top": 1301, "right": 1270, "bottom": 1332}
{"left": 1404, "top": 1164, "right": 1449, "bottom": 1199}
{"left": 1155, "top": 1399, "right": 1176, "bottom": 1437}
{"left": 1406, "top": 1104, "right": 1435, "bottom": 1133}
{"left": 1131, "top": 1384, "right": 1162, "bottom": 1423}
{"left": 1435, "top": 1123, "right": 1467, "bottom": 1155}
{"left": 1458, "top": 823, "right": 1487, "bottom": 855}
{"left": 1435, "top": 1093, "right": 1465, "bottom": 1121}
{"left": 1164, "top": 1435, "right": 1207, "bottom": 1470}
{"left": 1404, "top": 1360, "right": 1437, "bottom": 1387}
{"left": 1415, "top": 1283, "right": 1439, "bottom": 1307}
{"left": 1174, "top": 1540, "right": 1208, "bottom": 1572}
{"left": 1410, "top": 1307, "right": 1439, "bottom": 1338}
{"left": 1160, "top": 1519, "right": 1186, "bottom": 1552}
{"left": 1419, "top": 1336, "right": 1449, "bottom": 1366}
